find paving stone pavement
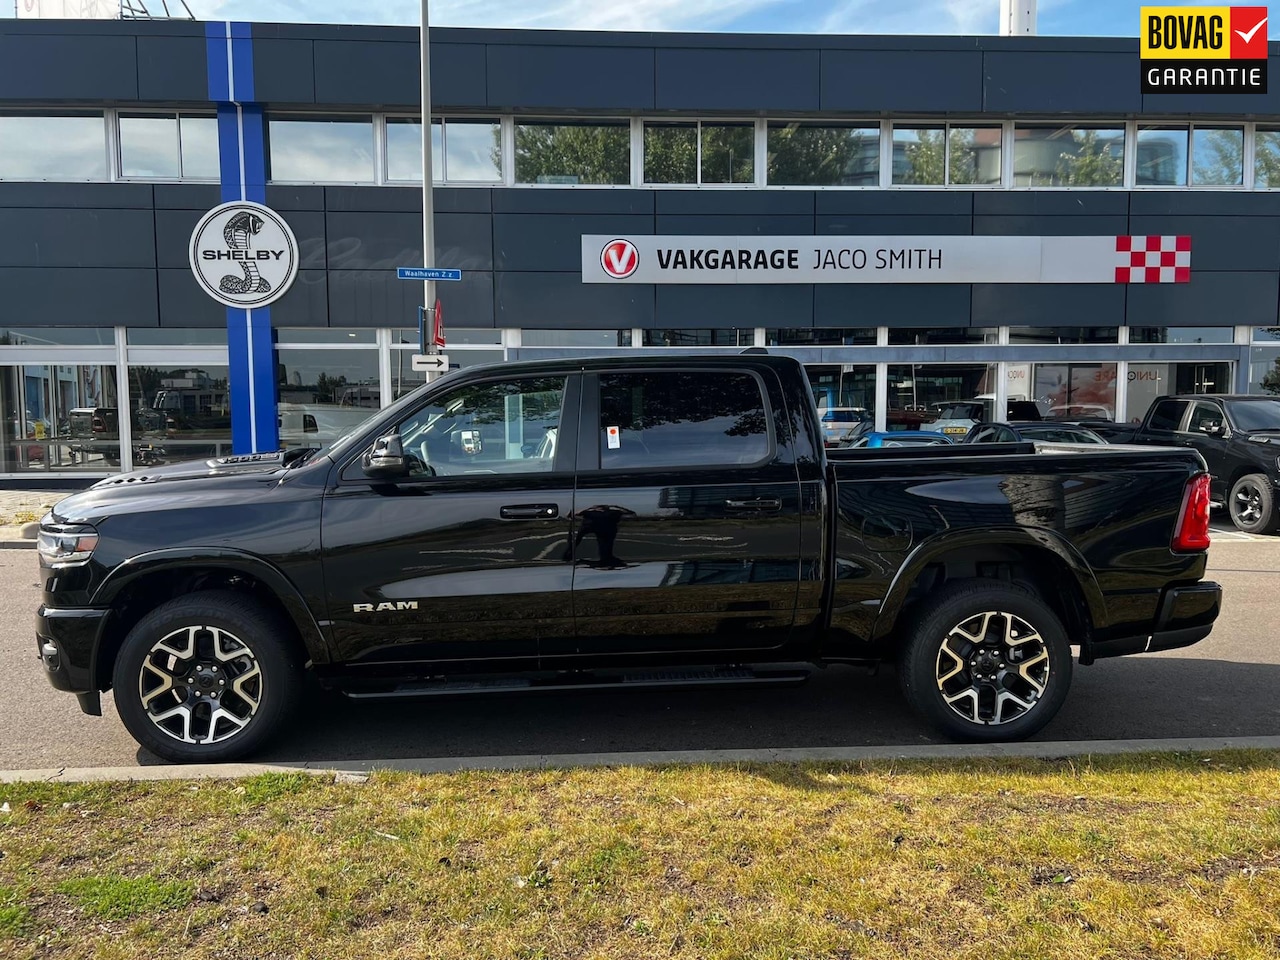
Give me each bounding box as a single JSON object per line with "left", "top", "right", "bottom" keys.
{"left": 0, "top": 489, "right": 74, "bottom": 523}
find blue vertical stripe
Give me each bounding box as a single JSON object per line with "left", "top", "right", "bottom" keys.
{"left": 207, "top": 21, "right": 279, "bottom": 454}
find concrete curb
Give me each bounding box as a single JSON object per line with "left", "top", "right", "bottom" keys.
{"left": 4, "top": 735, "right": 1280, "bottom": 784}
{"left": 0, "top": 540, "right": 35, "bottom": 550}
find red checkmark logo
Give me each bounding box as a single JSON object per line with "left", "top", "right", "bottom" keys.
{"left": 1231, "top": 6, "right": 1269, "bottom": 58}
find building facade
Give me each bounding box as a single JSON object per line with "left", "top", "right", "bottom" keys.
{"left": 1, "top": 17, "right": 1280, "bottom": 477}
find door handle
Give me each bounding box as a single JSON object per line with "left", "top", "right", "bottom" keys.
{"left": 500, "top": 503, "right": 560, "bottom": 520}
{"left": 725, "top": 498, "right": 783, "bottom": 513}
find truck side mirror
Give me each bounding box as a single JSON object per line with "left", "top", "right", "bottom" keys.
{"left": 362, "top": 433, "right": 409, "bottom": 481}
{"left": 1200, "top": 420, "right": 1225, "bottom": 437}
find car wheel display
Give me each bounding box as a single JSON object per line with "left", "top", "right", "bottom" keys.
{"left": 898, "top": 581, "right": 1073, "bottom": 742}
{"left": 1228, "top": 474, "right": 1277, "bottom": 535}
{"left": 112, "top": 591, "right": 302, "bottom": 763}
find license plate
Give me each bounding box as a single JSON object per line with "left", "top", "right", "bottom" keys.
{"left": 943, "top": 427, "right": 968, "bottom": 435}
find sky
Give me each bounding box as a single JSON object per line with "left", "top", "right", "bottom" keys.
{"left": 134, "top": 0, "right": 1197, "bottom": 37}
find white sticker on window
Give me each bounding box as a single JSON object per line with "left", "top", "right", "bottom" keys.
{"left": 606, "top": 425, "right": 621, "bottom": 449}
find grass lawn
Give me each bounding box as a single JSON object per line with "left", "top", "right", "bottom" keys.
{"left": 2, "top": 752, "right": 1280, "bottom": 959}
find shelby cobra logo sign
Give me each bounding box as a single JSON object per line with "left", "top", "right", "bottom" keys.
{"left": 583, "top": 235, "right": 1192, "bottom": 284}
{"left": 189, "top": 201, "right": 299, "bottom": 309}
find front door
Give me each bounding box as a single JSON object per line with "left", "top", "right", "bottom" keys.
{"left": 321, "top": 373, "right": 579, "bottom": 666}
{"left": 1182, "top": 399, "right": 1232, "bottom": 500}
{"left": 550, "top": 366, "right": 803, "bottom": 660}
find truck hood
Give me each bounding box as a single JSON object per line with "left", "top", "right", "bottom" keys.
{"left": 50, "top": 451, "right": 312, "bottom": 525}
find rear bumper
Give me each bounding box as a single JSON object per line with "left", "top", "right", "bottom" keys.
{"left": 36, "top": 605, "right": 110, "bottom": 712}
{"left": 1089, "top": 581, "right": 1222, "bottom": 661}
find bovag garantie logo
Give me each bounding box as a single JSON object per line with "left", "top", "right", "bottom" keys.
{"left": 188, "top": 200, "right": 300, "bottom": 309}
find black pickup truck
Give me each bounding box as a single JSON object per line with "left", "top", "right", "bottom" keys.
{"left": 1091, "top": 394, "right": 1280, "bottom": 534}
{"left": 37, "top": 355, "right": 1222, "bottom": 762}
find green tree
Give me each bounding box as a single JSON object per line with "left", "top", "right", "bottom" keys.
{"left": 1192, "top": 128, "right": 1245, "bottom": 185}
{"left": 643, "top": 124, "right": 696, "bottom": 183}
{"left": 510, "top": 123, "right": 629, "bottom": 185}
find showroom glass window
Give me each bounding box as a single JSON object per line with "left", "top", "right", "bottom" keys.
{"left": 0, "top": 363, "right": 121, "bottom": 473}
{"left": 1012, "top": 124, "right": 1124, "bottom": 187}
{"left": 276, "top": 330, "right": 380, "bottom": 447}
{"left": 767, "top": 123, "right": 879, "bottom": 186}
{"left": 641, "top": 330, "right": 751, "bottom": 347}
{"left": 118, "top": 113, "right": 219, "bottom": 179}
{"left": 126, "top": 365, "right": 233, "bottom": 465}
{"left": 515, "top": 121, "right": 629, "bottom": 185}
{"left": 1031, "top": 363, "right": 1118, "bottom": 420}
{"left": 806, "top": 365, "right": 876, "bottom": 425}
{"left": 522, "top": 330, "right": 634, "bottom": 347}
{"left": 597, "top": 371, "right": 770, "bottom": 470}
{"left": 888, "top": 328, "right": 998, "bottom": 346}
{"left": 885, "top": 364, "right": 999, "bottom": 429}
{"left": 1251, "top": 327, "right": 1280, "bottom": 395}
{"left": 1127, "top": 362, "right": 1232, "bottom": 424}
{"left": 267, "top": 115, "right": 375, "bottom": 182}
{"left": 391, "top": 328, "right": 505, "bottom": 399}
{"left": 767, "top": 328, "right": 876, "bottom": 346}
{"left": 0, "top": 113, "right": 106, "bottom": 180}
{"left": 1008, "top": 328, "right": 1119, "bottom": 345}
{"left": 1136, "top": 126, "right": 1189, "bottom": 186}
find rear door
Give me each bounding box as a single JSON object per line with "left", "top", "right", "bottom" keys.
{"left": 552, "top": 366, "right": 803, "bottom": 659}
{"left": 1136, "top": 399, "right": 1189, "bottom": 448}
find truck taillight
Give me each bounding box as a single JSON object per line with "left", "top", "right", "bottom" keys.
{"left": 1172, "top": 473, "right": 1212, "bottom": 553}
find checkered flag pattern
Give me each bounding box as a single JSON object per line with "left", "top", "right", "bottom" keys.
{"left": 1114, "top": 235, "right": 1191, "bottom": 284}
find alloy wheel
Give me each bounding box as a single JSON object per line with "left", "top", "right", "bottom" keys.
{"left": 935, "top": 610, "right": 1051, "bottom": 726}
{"left": 137, "top": 624, "right": 263, "bottom": 745}
{"left": 1233, "top": 480, "right": 1265, "bottom": 527}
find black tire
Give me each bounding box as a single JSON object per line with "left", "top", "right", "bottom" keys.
{"left": 897, "top": 580, "right": 1073, "bottom": 742}
{"left": 112, "top": 590, "right": 303, "bottom": 763}
{"left": 1228, "top": 474, "right": 1278, "bottom": 535}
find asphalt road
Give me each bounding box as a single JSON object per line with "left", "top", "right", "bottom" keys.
{"left": 2, "top": 531, "right": 1278, "bottom": 770}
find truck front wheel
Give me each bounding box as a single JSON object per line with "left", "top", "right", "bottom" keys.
{"left": 898, "top": 581, "right": 1073, "bottom": 742}
{"left": 111, "top": 591, "right": 303, "bottom": 763}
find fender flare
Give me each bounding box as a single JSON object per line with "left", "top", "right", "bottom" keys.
{"left": 92, "top": 547, "right": 332, "bottom": 665}
{"left": 869, "top": 526, "right": 1108, "bottom": 652}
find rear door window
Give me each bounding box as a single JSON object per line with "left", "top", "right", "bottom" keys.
{"left": 598, "top": 370, "right": 771, "bottom": 469}
{"left": 1146, "top": 400, "right": 1189, "bottom": 433}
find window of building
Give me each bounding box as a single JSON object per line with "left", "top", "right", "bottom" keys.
{"left": 0, "top": 363, "right": 120, "bottom": 472}
{"left": 1032, "top": 363, "right": 1118, "bottom": 420}
{"left": 515, "top": 121, "right": 629, "bottom": 185}
{"left": 643, "top": 121, "right": 753, "bottom": 185}
{"left": 888, "top": 328, "right": 998, "bottom": 346}
{"left": 277, "top": 346, "right": 381, "bottom": 446}
{"left": 392, "top": 327, "right": 503, "bottom": 346}
{"left": 1130, "top": 326, "right": 1235, "bottom": 344}
{"left": 1256, "top": 127, "right": 1280, "bottom": 188}
{"left": 1008, "top": 327, "right": 1119, "bottom": 345}
{"left": 129, "top": 365, "right": 233, "bottom": 465}
{"left": 1250, "top": 327, "right": 1280, "bottom": 395}
{"left": 0, "top": 328, "right": 115, "bottom": 346}
{"left": 891, "top": 124, "right": 1000, "bottom": 186}
{"left": 276, "top": 328, "right": 377, "bottom": 344}
{"left": 767, "top": 328, "right": 876, "bottom": 346}
{"left": 766, "top": 123, "right": 879, "bottom": 186}
{"left": 1191, "top": 126, "right": 1244, "bottom": 186}
{"left": 521, "top": 330, "right": 633, "bottom": 347}
{"left": 1011, "top": 124, "right": 1124, "bottom": 187}
{"left": 886, "top": 363, "right": 999, "bottom": 429}
{"left": 807, "top": 365, "right": 876, "bottom": 441}
{"left": 0, "top": 113, "right": 106, "bottom": 180}
{"left": 641, "top": 329, "right": 751, "bottom": 347}
{"left": 118, "top": 113, "right": 218, "bottom": 179}
{"left": 643, "top": 123, "right": 696, "bottom": 184}
{"left": 598, "top": 371, "right": 770, "bottom": 469}
{"left": 390, "top": 349, "right": 505, "bottom": 399}
{"left": 126, "top": 329, "right": 227, "bottom": 345}
{"left": 1136, "top": 125, "right": 1189, "bottom": 186}
{"left": 394, "top": 376, "right": 566, "bottom": 475}
{"left": 267, "top": 115, "right": 375, "bottom": 182}
{"left": 386, "top": 117, "right": 440, "bottom": 182}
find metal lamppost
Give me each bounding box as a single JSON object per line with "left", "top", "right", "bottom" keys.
{"left": 420, "top": 0, "right": 436, "bottom": 356}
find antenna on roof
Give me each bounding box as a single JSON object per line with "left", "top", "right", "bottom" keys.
{"left": 999, "top": 0, "right": 1036, "bottom": 36}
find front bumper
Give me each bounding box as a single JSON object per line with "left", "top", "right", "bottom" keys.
{"left": 1089, "top": 581, "right": 1222, "bottom": 661}
{"left": 36, "top": 605, "right": 111, "bottom": 714}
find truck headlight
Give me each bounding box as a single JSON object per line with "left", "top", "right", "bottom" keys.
{"left": 37, "top": 523, "right": 99, "bottom": 567}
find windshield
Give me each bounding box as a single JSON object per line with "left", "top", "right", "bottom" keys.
{"left": 820, "top": 409, "right": 868, "bottom": 422}
{"left": 938, "top": 403, "right": 985, "bottom": 421}
{"left": 1227, "top": 399, "right": 1280, "bottom": 433}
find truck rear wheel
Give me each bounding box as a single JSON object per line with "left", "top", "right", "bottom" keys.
{"left": 898, "top": 581, "right": 1073, "bottom": 742}
{"left": 111, "top": 591, "right": 302, "bottom": 763}
{"left": 1228, "top": 474, "right": 1277, "bottom": 535}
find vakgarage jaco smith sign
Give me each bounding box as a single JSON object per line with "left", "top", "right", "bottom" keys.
{"left": 583, "top": 235, "right": 1192, "bottom": 285}
{"left": 189, "top": 201, "right": 300, "bottom": 309}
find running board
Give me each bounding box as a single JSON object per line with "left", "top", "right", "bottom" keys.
{"left": 339, "top": 666, "right": 811, "bottom": 700}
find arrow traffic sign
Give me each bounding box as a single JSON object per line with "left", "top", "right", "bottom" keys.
{"left": 411, "top": 353, "right": 450, "bottom": 372}
{"left": 397, "top": 267, "right": 462, "bottom": 281}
